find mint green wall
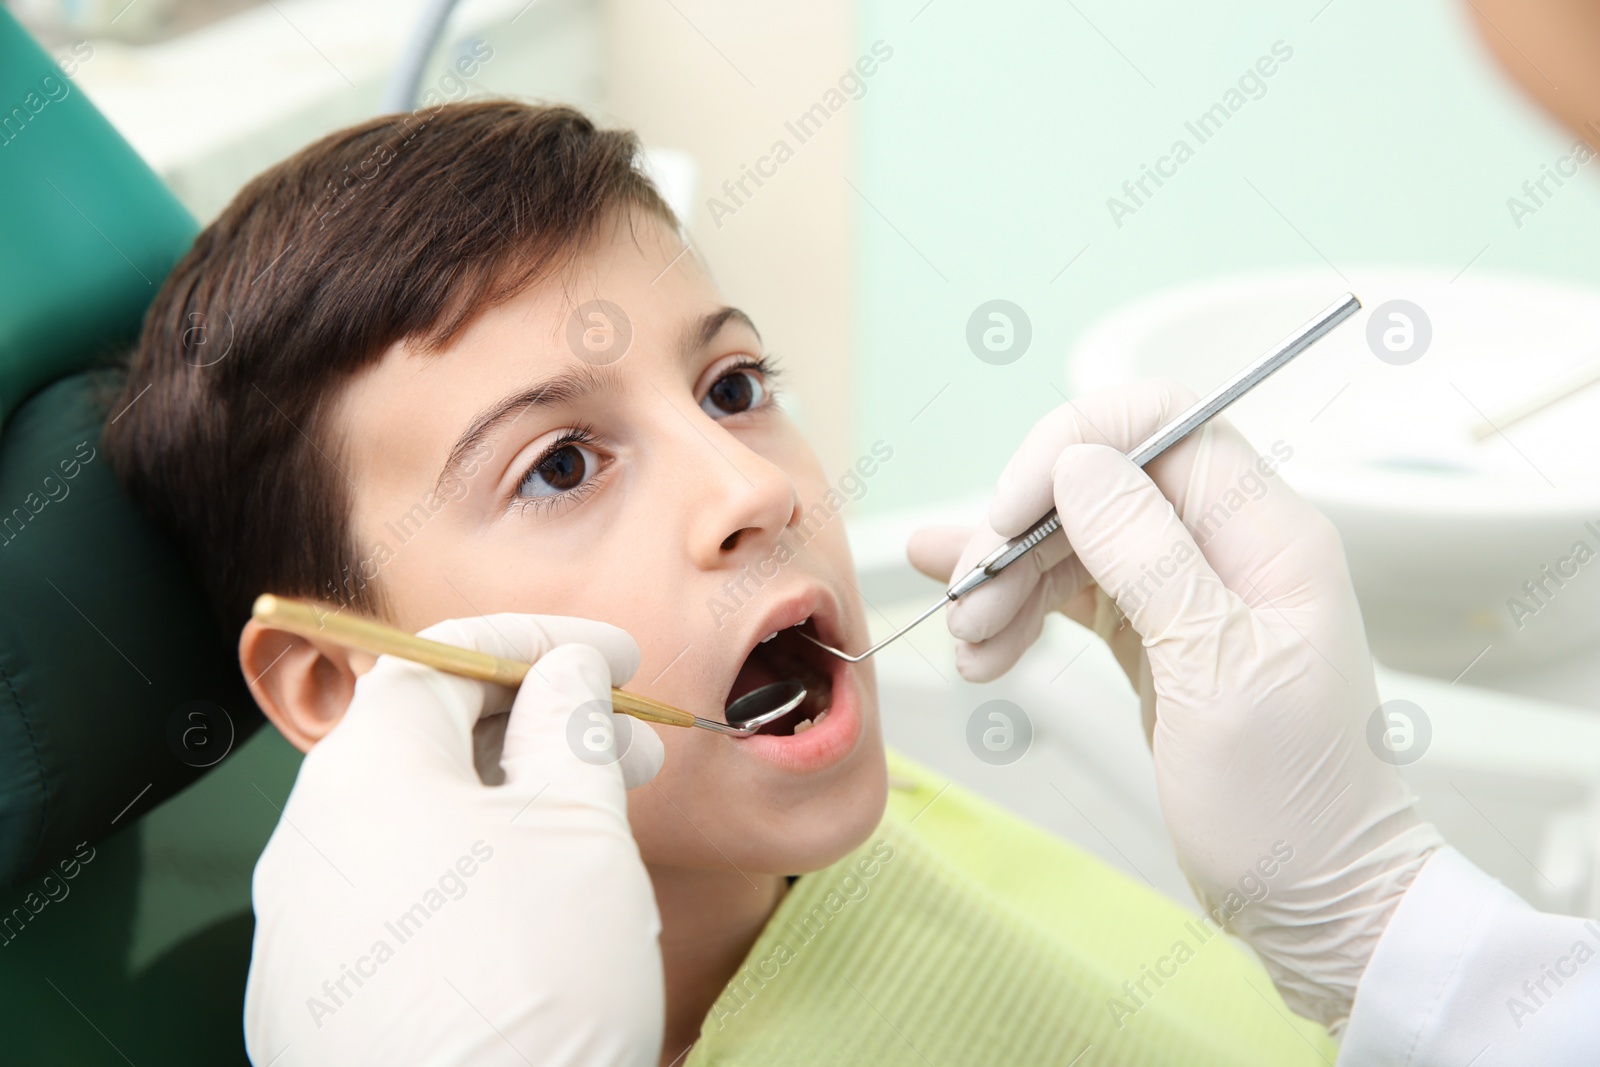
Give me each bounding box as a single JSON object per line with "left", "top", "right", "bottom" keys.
{"left": 853, "top": 0, "right": 1600, "bottom": 513}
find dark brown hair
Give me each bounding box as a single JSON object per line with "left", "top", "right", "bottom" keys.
{"left": 104, "top": 101, "right": 676, "bottom": 634}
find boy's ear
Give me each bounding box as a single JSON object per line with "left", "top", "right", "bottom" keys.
{"left": 239, "top": 618, "right": 376, "bottom": 753}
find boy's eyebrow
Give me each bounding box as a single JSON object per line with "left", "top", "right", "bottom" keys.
{"left": 693, "top": 306, "right": 760, "bottom": 350}
{"left": 432, "top": 305, "right": 760, "bottom": 496}
{"left": 434, "top": 366, "right": 614, "bottom": 497}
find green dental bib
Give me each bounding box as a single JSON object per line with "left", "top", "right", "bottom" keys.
{"left": 687, "top": 750, "right": 1335, "bottom": 1066}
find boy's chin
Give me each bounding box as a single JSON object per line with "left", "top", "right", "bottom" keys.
{"left": 764, "top": 757, "right": 890, "bottom": 876}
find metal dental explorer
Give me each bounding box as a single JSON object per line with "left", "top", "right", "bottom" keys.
{"left": 800, "top": 292, "right": 1363, "bottom": 664}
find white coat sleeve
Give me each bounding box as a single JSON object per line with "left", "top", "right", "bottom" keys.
{"left": 1339, "top": 846, "right": 1600, "bottom": 1065}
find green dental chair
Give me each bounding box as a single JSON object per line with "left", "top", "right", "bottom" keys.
{"left": 0, "top": 10, "right": 301, "bottom": 1063}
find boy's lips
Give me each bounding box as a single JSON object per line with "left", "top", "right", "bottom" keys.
{"left": 733, "top": 655, "right": 862, "bottom": 772}
{"left": 716, "top": 585, "right": 864, "bottom": 772}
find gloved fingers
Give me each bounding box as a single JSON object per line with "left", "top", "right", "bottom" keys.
{"left": 1049, "top": 444, "right": 1249, "bottom": 666}
{"left": 1058, "top": 582, "right": 1101, "bottom": 631}
{"left": 617, "top": 718, "right": 665, "bottom": 789}
{"left": 910, "top": 524, "right": 1032, "bottom": 642}
{"left": 989, "top": 379, "right": 1202, "bottom": 537}
{"left": 912, "top": 523, "right": 1096, "bottom": 680}
{"left": 944, "top": 525, "right": 1087, "bottom": 645}
{"left": 1169, "top": 423, "right": 1335, "bottom": 604}
{"left": 951, "top": 579, "right": 1050, "bottom": 682}
{"left": 500, "top": 642, "right": 666, "bottom": 794}
{"left": 342, "top": 615, "right": 640, "bottom": 781}
{"left": 500, "top": 642, "right": 632, "bottom": 790}
{"left": 1088, "top": 584, "right": 1148, "bottom": 693}
{"left": 950, "top": 550, "right": 1096, "bottom": 681}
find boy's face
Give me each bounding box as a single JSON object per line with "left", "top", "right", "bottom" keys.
{"left": 328, "top": 209, "right": 887, "bottom": 874}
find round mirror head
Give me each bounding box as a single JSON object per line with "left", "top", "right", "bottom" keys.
{"left": 724, "top": 680, "right": 808, "bottom": 734}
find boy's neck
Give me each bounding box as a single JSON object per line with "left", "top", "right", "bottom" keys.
{"left": 648, "top": 861, "right": 789, "bottom": 1065}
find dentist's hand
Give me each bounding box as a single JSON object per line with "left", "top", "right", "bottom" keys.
{"left": 909, "top": 381, "right": 1442, "bottom": 1032}
{"left": 244, "top": 615, "right": 666, "bottom": 1067}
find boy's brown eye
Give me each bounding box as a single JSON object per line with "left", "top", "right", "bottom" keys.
{"left": 700, "top": 369, "right": 767, "bottom": 418}
{"left": 539, "top": 446, "right": 587, "bottom": 490}
{"left": 517, "top": 440, "right": 599, "bottom": 500}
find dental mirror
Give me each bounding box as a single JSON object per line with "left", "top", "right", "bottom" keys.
{"left": 718, "top": 680, "right": 808, "bottom": 736}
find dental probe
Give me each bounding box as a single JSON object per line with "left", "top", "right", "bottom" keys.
{"left": 251, "top": 595, "right": 805, "bottom": 736}
{"left": 801, "top": 292, "right": 1363, "bottom": 664}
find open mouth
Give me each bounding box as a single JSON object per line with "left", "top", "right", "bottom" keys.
{"left": 725, "top": 618, "right": 836, "bottom": 736}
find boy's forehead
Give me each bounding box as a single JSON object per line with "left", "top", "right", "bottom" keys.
{"left": 427, "top": 213, "right": 718, "bottom": 366}
{"left": 334, "top": 220, "right": 744, "bottom": 490}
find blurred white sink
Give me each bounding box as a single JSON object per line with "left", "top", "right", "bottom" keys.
{"left": 1066, "top": 270, "right": 1600, "bottom": 704}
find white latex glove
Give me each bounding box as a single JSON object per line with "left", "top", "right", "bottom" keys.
{"left": 244, "top": 614, "right": 666, "bottom": 1067}
{"left": 909, "top": 380, "right": 1443, "bottom": 1033}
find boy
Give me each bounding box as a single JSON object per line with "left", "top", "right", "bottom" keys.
{"left": 107, "top": 100, "right": 1334, "bottom": 1064}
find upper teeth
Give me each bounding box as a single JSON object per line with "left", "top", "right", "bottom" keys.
{"left": 762, "top": 617, "right": 810, "bottom": 644}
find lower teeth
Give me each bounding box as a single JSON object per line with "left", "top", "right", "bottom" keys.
{"left": 791, "top": 710, "right": 828, "bottom": 735}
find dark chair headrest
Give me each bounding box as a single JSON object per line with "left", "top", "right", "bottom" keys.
{"left": 0, "top": 10, "right": 258, "bottom": 887}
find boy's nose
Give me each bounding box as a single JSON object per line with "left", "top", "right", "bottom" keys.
{"left": 685, "top": 434, "right": 801, "bottom": 571}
